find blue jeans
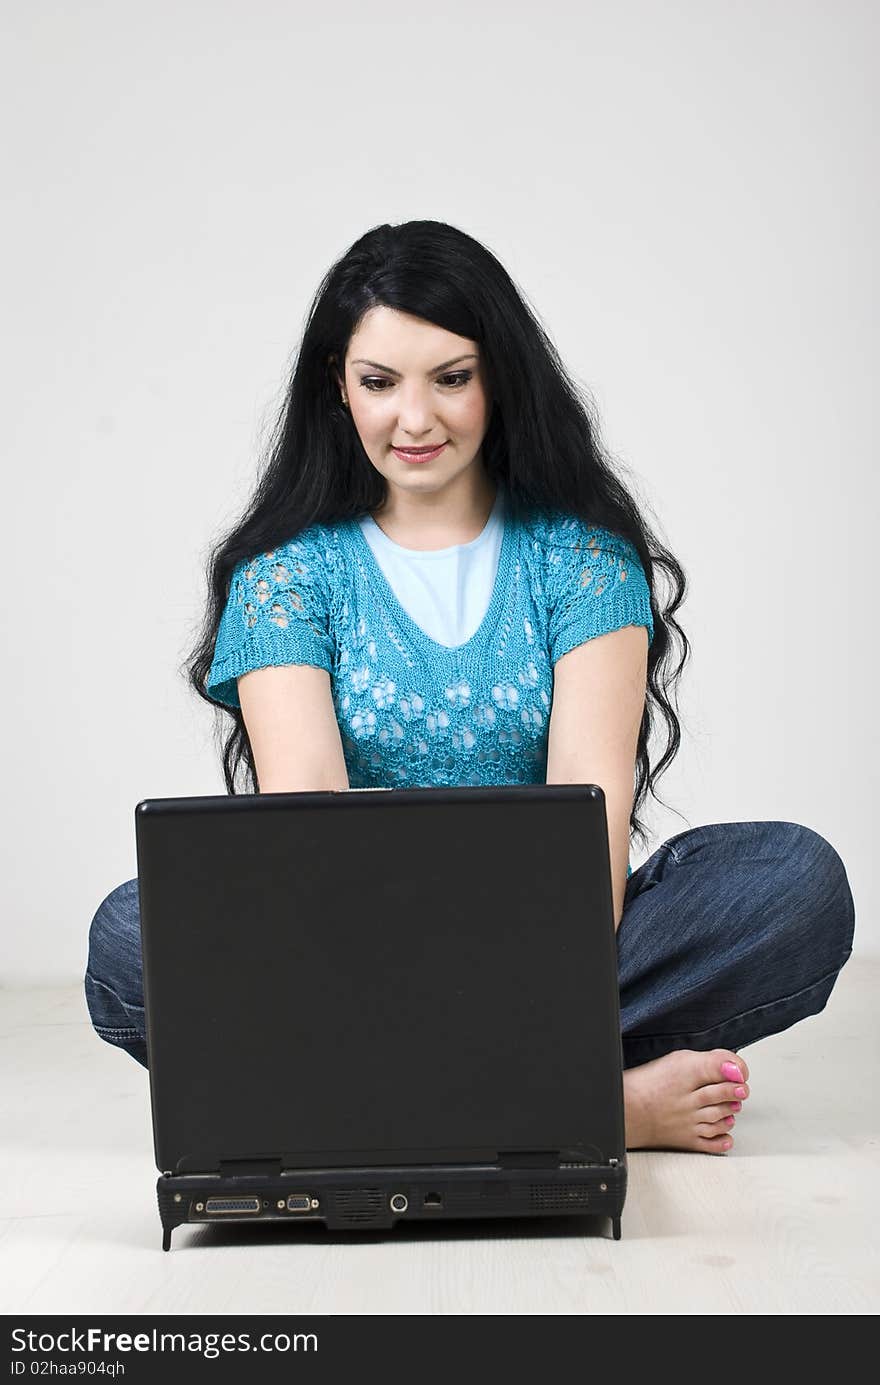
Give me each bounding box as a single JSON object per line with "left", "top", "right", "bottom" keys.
{"left": 84, "top": 820, "right": 856, "bottom": 1071}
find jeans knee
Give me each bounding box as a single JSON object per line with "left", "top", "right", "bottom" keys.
{"left": 770, "top": 821, "right": 856, "bottom": 962}
{"left": 86, "top": 878, "right": 143, "bottom": 991}
{"left": 84, "top": 878, "right": 146, "bottom": 1052}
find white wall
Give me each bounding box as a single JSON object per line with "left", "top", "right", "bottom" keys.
{"left": 2, "top": 0, "right": 874, "bottom": 982}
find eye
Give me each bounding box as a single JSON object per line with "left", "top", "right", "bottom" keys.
{"left": 359, "top": 371, "right": 473, "bottom": 393}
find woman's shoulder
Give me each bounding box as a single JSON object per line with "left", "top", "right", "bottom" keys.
{"left": 519, "top": 506, "right": 637, "bottom": 560}
{"left": 235, "top": 519, "right": 346, "bottom": 579}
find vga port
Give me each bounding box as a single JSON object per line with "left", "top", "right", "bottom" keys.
{"left": 286, "top": 1194, "right": 313, "bottom": 1212}
{"left": 204, "top": 1197, "right": 261, "bottom": 1214}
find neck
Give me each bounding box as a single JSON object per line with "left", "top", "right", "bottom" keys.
{"left": 371, "top": 471, "right": 499, "bottom": 550}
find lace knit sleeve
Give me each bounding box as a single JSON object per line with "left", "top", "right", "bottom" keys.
{"left": 205, "top": 531, "right": 335, "bottom": 709}
{"left": 541, "top": 515, "right": 655, "bottom": 666}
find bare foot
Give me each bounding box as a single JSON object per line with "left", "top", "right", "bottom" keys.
{"left": 624, "top": 1048, "right": 751, "bottom": 1154}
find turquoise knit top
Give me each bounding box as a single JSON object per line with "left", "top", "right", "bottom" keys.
{"left": 206, "top": 501, "right": 655, "bottom": 879}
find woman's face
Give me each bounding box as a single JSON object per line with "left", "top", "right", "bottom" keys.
{"left": 334, "top": 305, "right": 493, "bottom": 503}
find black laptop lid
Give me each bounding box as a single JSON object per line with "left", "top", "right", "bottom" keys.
{"left": 135, "top": 784, "right": 626, "bottom": 1174}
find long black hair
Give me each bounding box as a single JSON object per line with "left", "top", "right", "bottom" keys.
{"left": 181, "top": 219, "right": 691, "bottom": 852}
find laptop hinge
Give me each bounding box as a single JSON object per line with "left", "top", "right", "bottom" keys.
{"left": 218, "top": 1157, "right": 283, "bottom": 1178}
{"left": 497, "top": 1151, "right": 563, "bottom": 1169}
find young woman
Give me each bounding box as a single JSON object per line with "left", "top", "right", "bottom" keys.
{"left": 85, "top": 219, "right": 855, "bottom": 1154}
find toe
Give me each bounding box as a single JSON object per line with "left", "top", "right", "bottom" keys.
{"left": 733, "top": 1052, "right": 750, "bottom": 1082}
{"left": 711, "top": 1048, "right": 750, "bottom": 1086}
{"left": 699, "top": 1080, "right": 750, "bottom": 1106}
{"left": 696, "top": 1130, "right": 734, "bottom": 1155}
{"left": 696, "top": 1104, "right": 737, "bottom": 1125}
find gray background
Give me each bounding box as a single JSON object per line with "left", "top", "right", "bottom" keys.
{"left": 2, "top": 0, "right": 875, "bottom": 982}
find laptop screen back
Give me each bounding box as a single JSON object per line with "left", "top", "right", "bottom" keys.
{"left": 135, "top": 785, "right": 625, "bottom": 1173}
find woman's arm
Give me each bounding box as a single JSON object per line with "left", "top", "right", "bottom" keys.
{"left": 546, "top": 624, "right": 649, "bottom": 933}
{"left": 238, "top": 664, "right": 351, "bottom": 794}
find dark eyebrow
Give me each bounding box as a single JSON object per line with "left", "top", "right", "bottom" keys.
{"left": 350, "top": 353, "right": 479, "bottom": 376}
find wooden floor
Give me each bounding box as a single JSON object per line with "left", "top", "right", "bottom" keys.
{"left": 1, "top": 957, "right": 877, "bottom": 1315}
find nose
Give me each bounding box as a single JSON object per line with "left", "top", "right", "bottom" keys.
{"left": 394, "top": 387, "right": 441, "bottom": 436}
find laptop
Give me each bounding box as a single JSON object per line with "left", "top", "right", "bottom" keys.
{"left": 134, "top": 782, "right": 627, "bottom": 1251}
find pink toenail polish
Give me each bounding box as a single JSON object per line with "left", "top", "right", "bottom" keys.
{"left": 722, "top": 1140, "right": 732, "bottom": 1150}
{"left": 734, "top": 1086, "right": 747, "bottom": 1099}
{"left": 721, "top": 1062, "right": 744, "bottom": 1082}
{"left": 730, "top": 1101, "right": 742, "bottom": 1112}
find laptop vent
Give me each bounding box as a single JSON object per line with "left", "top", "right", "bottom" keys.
{"left": 333, "top": 1188, "right": 384, "bottom": 1224}
{"left": 529, "top": 1183, "right": 592, "bottom": 1211}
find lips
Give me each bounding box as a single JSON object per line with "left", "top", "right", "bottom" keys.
{"left": 391, "top": 442, "right": 448, "bottom": 463}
